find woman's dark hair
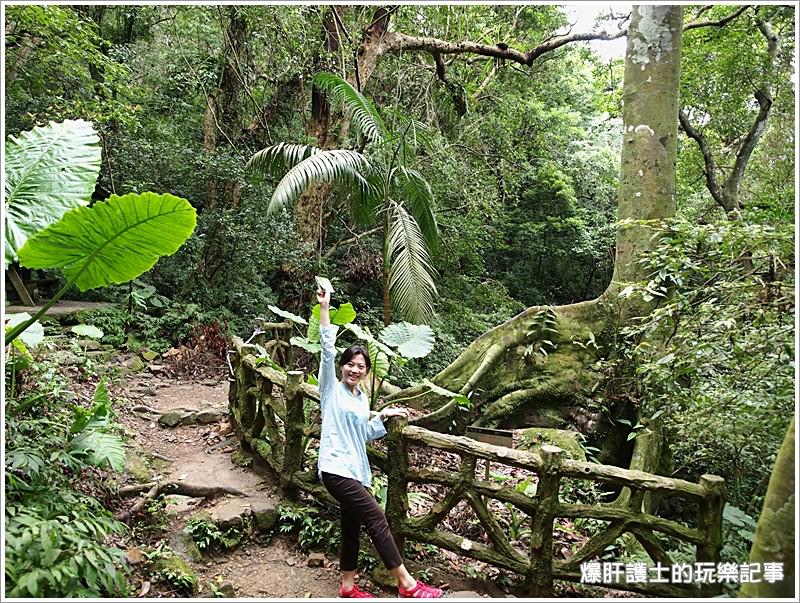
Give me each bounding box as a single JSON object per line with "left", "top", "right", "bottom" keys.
{"left": 339, "top": 345, "right": 371, "bottom": 371}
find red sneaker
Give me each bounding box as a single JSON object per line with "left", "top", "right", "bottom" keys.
{"left": 339, "top": 583, "right": 376, "bottom": 598}
{"left": 398, "top": 581, "right": 444, "bottom": 598}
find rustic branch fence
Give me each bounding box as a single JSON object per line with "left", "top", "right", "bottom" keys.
{"left": 229, "top": 337, "right": 725, "bottom": 597}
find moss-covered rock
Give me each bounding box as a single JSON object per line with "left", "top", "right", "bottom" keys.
{"left": 250, "top": 501, "right": 279, "bottom": 533}
{"left": 172, "top": 528, "right": 203, "bottom": 563}
{"left": 140, "top": 348, "right": 159, "bottom": 362}
{"left": 124, "top": 449, "right": 152, "bottom": 482}
{"left": 125, "top": 354, "right": 146, "bottom": 372}
{"left": 152, "top": 555, "right": 199, "bottom": 594}
{"left": 370, "top": 564, "right": 396, "bottom": 589}
{"left": 517, "top": 427, "right": 586, "bottom": 461}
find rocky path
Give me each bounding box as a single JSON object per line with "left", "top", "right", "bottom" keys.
{"left": 115, "top": 370, "right": 493, "bottom": 599}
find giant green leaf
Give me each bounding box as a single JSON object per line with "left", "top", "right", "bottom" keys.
{"left": 268, "top": 304, "right": 308, "bottom": 325}
{"left": 332, "top": 302, "right": 356, "bottom": 326}
{"left": 17, "top": 192, "right": 196, "bottom": 291}
{"left": 344, "top": 322, "right": 395, "bottom": 357}
{"left": 307, "top": 316, "right": 321, "bottom": 344}
{"left": 311, "top": 302, "right": 357, "bottom": 326}
{"left": 290, "top": 336, "right": 322, "bottom": 354}
{"left": 71, "top": 324, "right": 104, "bottom": 339}
{"left": 4, "top": 312, "right": 43, "bottom": 348}
{"left": 4, "top": 119, "right": 101, "bottom": 268}
{"left": 379, "top": 322, "right": 435, "bottom": 358}
{"left": 366, "top": 339, "right": 390, "bottom": 378}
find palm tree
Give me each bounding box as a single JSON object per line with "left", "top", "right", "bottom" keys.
{"left": 247, "top": 72, "right": 438, "bottom": 325}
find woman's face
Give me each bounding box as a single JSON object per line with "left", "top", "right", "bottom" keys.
{"left": 341, "top": 353, "right": 368, "bottom": 389}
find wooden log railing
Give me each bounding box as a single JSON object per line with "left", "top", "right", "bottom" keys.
{"left": 229, "top": 337, "right": 725, "bottom": 597}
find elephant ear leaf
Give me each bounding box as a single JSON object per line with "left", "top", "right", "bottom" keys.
{"left": 17, "top": 192, "right": 196, "bottom": 291}
{"left": 4, "top": 119, "right": 101, "bottom": 268}
{"left": 366, "top": 339, "right": 390, "bottom": 379}
{"left": 379, "top": 322, "right": 435, "bottom": 358}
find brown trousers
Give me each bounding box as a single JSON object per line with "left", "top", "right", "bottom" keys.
{"left": 321, "top": 472, "right": 403, "bottom": 571}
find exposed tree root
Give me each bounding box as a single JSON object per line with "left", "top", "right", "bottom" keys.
{"left": 149, "top": 452, "right": 177, "bottom": 462}
{"left": 115, "top": 481, "right": 246, "bottom": 521}
{"left": 391, "top": 300, "right": 608, "bottom": 434}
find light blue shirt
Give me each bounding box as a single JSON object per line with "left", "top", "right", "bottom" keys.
{"left": 318, "top": 325, "right": 386, "bottom": 487}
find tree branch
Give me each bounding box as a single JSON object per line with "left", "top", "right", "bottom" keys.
{"left": 679, "top": 13, "right": 779, "bottom": 215}
{"left": 115, "top": 481, "right": 246, "bottom": 521}
{"left": 323, "top": 225, "right": 382, "bottom": 259}
{"left": 725, "top": 19, "right": 778, "bottom": 204}
{"left": 382, "top": 5, "right": 751, "bottom": 82}
{"left": 678, "top": 110, "right": 727, "bottom": 211}
{"left": 683, "top": 4, "right": 753, "bottom": 31}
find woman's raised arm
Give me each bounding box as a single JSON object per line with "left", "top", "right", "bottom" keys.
{"left": 318, "top": 288, "right": 330, "bottom": 326}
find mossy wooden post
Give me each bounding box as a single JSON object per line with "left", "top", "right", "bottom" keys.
{"left": 528, "top": 444, "right": 562, "bottom": 596}
{"left": 385, "top": 417, "right": 409, "bottom": 554}
{"left": 697, "top": 474, "right": 725, "bottom": 597}
{"left": 281, "top": 370, "right": 305, "bottom": 500}
{"left": 228, "top": 339, "right": 256, "bottom": 431}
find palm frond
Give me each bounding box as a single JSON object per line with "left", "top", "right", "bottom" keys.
{"left": 346, "top": 172, "right": 386, "bottom": 226}
{"left": 313, "top": 72, "right": 387, "bottom": 143}
{"left": 246, "top": 143, "right": 321, "bottom": 179}
{"left": 386, "top": 203, "right": 438, "bottom": 324}
{"left": 268, "top": 150, "right": 374, "bottom": 215}
{"left": 385, "top": 110, "right": 437, "bottom": 155}
{"left": 392, "top": 166, "right": 439, "bottom": 251}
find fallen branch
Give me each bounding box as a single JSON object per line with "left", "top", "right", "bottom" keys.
{"left": 132, "top": 404, "right": 162, "bottom": 414}
{"left": 115, "top": 481, "right": 247, "bottom": 521}
{"left": 150, "top": 452, "right": 176, "bottom": 462}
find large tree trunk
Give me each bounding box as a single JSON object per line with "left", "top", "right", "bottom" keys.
{"left": 205, "top": 6, "right": 248, "bottom": 212}
{"left": 293, "top": 7, "right": 344, "bottom": 250}
{"left": 739, "top": 417, "right": 795, "bottom": 598}
{"left": 191, "top": 7, "right": 251, "bottom": 291}
{"left": 389, "top": 7, "right": 684, "bottom": 457}
{"left": 292, "top": 6, "right": 392, "bottom": 252}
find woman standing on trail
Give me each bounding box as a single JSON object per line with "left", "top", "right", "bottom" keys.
{"left": 316, "top": 287, "right": 444, "bottom": 599}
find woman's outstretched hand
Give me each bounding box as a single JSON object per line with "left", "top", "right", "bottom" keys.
{"left": 379, "top": 407, "right": 410, "bottom": 421}
{"left": 317, "top": 288, "right": 331, "bottom": 326}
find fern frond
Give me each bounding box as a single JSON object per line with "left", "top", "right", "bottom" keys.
{"left": 313, "top": 72, "right": 387, "bottom": 143}
{"left": 385, "top": 109, "right": 437, "bottom": 154}
{"left": 386, "top": 203, "right": 438, "bottom": 324}
{"left": 69, "top": 431, "right": 125, "bottom": 472}
{"left": 344, "top": 172, "right": 385, "bottom": 226}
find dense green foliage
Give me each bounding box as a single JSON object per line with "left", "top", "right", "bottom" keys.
{"left": 616, "top": 219, "right": 794, "bottom": 512}
{"left": 5, "top": 369, "right": 129, "bottom": 597}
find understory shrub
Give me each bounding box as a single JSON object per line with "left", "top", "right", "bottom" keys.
{"left": 5, "top": 362, "right": 129, "bottom": 597}
{"left": 612, "top": 218, "right": 794, "bottom": 512}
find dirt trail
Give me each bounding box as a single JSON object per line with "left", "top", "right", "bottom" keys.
{"left": 115, "top": 371, "right": 495, "bottom": 599}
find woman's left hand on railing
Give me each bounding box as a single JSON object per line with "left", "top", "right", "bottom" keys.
{"left": 379, "top": 406, "right": 410, "bottom": 421}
